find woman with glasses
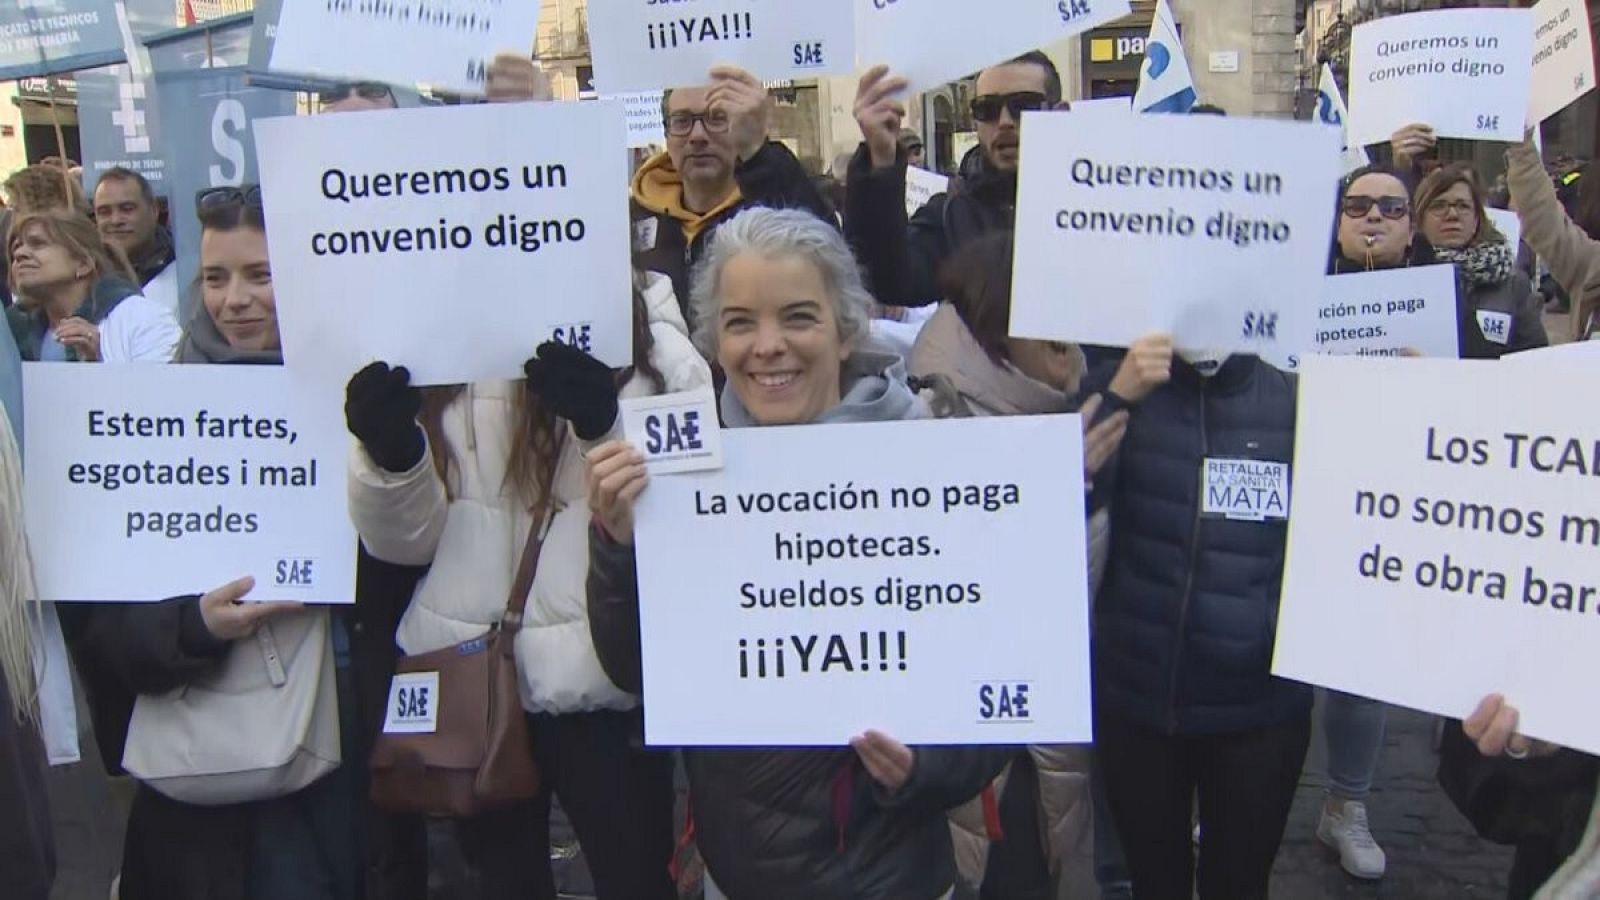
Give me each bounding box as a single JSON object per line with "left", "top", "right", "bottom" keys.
{"left": 5, "top": 209, "right": 179, "bottom": 362}
{"left": 1413, "top": 165, "right": 1547, "bottom": 359}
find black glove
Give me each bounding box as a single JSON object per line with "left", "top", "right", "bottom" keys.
{"left": 344, "top": 362, "right": 425, "bottom": 473}
{"left": 524, "top": 341, "right": 619, "bottom": 441}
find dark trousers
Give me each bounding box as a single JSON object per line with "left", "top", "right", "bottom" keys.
{"left": 979, "top": 751, "right": 1052, "bottom": 900}
{"left": 455, "top": 710, "right": 676, "bottom": 900}
{"left": 1097, "top": 711, "right": 1311, "bottom": 900}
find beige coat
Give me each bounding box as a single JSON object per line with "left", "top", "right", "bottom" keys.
{"left": 349, "top": 274, "right": 711, "bottom": 714}
{"left": 1506, "top": 141, "right": 1600, "bottom": 341}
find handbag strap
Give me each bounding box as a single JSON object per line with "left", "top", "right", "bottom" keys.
{"left": 499, "top": 431, "right": 567, "bottom": 636}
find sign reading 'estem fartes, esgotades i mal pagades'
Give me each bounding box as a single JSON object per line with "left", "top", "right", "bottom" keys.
{"left": 22, "top": 364, "right": 356, "bottom": 605}
{"left": 1275, "top": 356, "right": 1600, "bottom": 757}
{"left": 588, "top": 0, "right": 857, "bottom": 94}
{"left": 632, "top": 416, "right": 1093, "bottom": 747}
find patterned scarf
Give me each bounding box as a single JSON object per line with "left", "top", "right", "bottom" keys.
{"left": 1433, "top": 239, "right": 1514, "bottom": 288}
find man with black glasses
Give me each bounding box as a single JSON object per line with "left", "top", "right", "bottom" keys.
{"left": 846, "top": 52, "right": 1066, "bottom": 308}
{"left": 629, "top": 66, "right": 835, "bottom": 324}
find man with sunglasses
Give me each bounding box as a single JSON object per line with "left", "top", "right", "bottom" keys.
{"left": 630, "top": 66, "right": 835, "bottom": 324}
{"left": 845, "top": 52, "right": 1065, "bottom": 309}
{"left": 318, "top": 81, "right": 397, "bottom": 114}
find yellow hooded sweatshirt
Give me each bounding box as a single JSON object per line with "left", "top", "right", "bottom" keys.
{"left": 630, "top": 151, "right": 745, "bottom": 245}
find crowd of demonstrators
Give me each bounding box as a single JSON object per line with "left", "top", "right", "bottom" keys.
{"left": 585, "top": 207, "right": 1010, "bottom": 900}
{"left": 2, "top": 38, "right": 1599, "bottom": 900}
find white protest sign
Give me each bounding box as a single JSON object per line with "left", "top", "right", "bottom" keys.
{"left": 1276, "top": 356, "right": 1600, "bottom": 755}
{"left": 611, "top": 92, "right": 667, "bottom": 148}
{"left": 1011, "top": 112, "right": 1339, "bottom": 352}
{"left": 856, "top": 0, "right": 1130, "bottom": 96}
{"left": 1347, "top": 8, "right": 1534, "bottom": 146}
{"left": 256, "top": 101, "right": 631, "bottom": 387}
{"left": 268, "top": 0, "right": 544, "bottom": 95}
{"left": 23, "top": 364, "right": 355, "bottom": 604}
{"left": 1267, "top": 266, "right": 1461, "bottom": 371}
{"left": 633, "top": 416, "right": 1092, "bottom": 746}
{"left": 906, "top": 166, "right": 950, "bottom": 218}
{"left": 620, "top": 390, "right": 723, "bottom": 475}
{"left": 1530, "top": 0, "right": 1597, "bottom": 126}
{"left": 1070, "top": 97, "right": 1133, "bottom": 119}
{"left": 1487, "top": 208, "right": 1522, "bottom": 250}
{"left": 589, "top": 0, "right": 856, "bottom": 94}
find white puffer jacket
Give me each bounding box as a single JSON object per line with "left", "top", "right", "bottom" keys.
{"left": 349, "top": 274, "right": 710, "bottom": 714}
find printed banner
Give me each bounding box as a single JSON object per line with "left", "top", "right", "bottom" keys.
{"left": 77, "top": 63, "right": 166, "bottom": 197}
{"left": 1010, "top": 112, "right": 1339, "bottom": 352}
{"left": 1275, "top": 356, "right": 1600, "bottom": 756}
{"left": 588, "top": 0, "right": 856, "bottom": 94}
{"left": 1267, "top": 265, "right": 1461, "bottom": 371}
{"left": 1347, "top": 8, "right": 1534, "bottom": 146}
{"left": 268, "top": 0, "right": 545, "bottom": 95}
{"left": 255, "top": 101, "right": 632, "bottom": 386}
{"left": 633, "top": 416, "right": 1093, "bottom": 746}
{"left": 23, "top": 364, "right": 356, "bottom": 604}
{"left": 0, "top": 0, "right": 125, "bottom": 80}
{"left": 856, "top": 0, "right": 1130, "bottom": 96}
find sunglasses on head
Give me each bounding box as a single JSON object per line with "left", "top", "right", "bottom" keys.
{"left": 1341, "top": 195, "right": 1410, "bottom": 220}
{"left": 970, "top": 91, "right": 1048, "bottom": 124}
{"left": 196, "top": 184, "right": 264, "bottom": 215}
{"left": 318, "top": 82, "right": 393, "bottom": 105}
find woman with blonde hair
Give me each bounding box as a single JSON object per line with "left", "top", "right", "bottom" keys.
{"left": 6, "top": 209, "right": 179, "bottom": 362}
{"left": 0, "top": 338, "right": 56, "bottom": 900}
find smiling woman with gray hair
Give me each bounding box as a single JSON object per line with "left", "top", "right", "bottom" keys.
{"left": 584, "top": 206, "right": 1007, "bottom": 899}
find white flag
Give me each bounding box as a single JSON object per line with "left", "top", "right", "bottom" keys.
{"left": 1132, "top": 0, "right": 1196, "bottom": 114}
{"left": 1316, "top": 63, "right": 1370, "bottom": 174}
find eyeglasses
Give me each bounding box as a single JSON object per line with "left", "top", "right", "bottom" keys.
{"left": 196, "top": 185, "right": 264, "bottom": 215}
{"left": 1341, "top": 195, "right": 1410, "bottom": 220}
{"left": 666, "top": 110, "right": 730, "bottom": 137}
{"left": 970, "top": 92, "right": 1049, "bottom": 124}
{"left": 1425, "top": 199, "right": 1476, "bottom": 218}
{"left": 318, "top": 82, "right": 394, "bottom": 105}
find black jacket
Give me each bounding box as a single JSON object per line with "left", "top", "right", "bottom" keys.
{"left": 844, "top": 144, "right": 1016, "bottom": 308}
{"left": 1091, "top": 356, "right": 1312, "bottom": 735}
{"left": 588, "top": 530, "right": 1008, "bottom": 900}
{"left": 1438, "top": 723, "right": 1598, "bottom": 894}
{"left": 0, "top": 679, "right": 53, "bottom": 900}
{"left": 631, "top": 141, "right": 836, "bottom": 325}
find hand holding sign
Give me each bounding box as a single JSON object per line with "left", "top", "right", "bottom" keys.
{"left": 485, "top": 53, "right": 552, "bottom": 104}
{"left": 53, "top": 318, "right": 102, "bottom": 363}
{"left": 524, "top": 341, "right": 619, "bottom": 442}
{"left": 588, "top": 440, "right": 650, "bottom": 546}
{"left": 344, "top": 363, "right": 425, "bottom": 475}
{"left": 1390, "top": 122, "right": 1438, "bottom": 169}
{"left": 1462, "top": 694, "right": 1562, "bottom": 758}
{"left": 199, "top": 576, "right": 305, "bottom": 642}
{"left": 708, "top": 66, "right": 774, "bottom": 162}
{"left": 851, "top": 730, "right": 915, "bottom": 793}
{"left": 856, "top": 65, "right": 911, "bottom": 170}
{"left": 1108, "top": 333, "right": 1175, "bottom": 404}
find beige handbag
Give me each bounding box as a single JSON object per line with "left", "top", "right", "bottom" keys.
{"left": 122, "top": 607, "right": 341, "bottom": 806}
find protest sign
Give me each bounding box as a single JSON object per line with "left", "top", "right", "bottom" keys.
{"left": 245, "top": 0, "right": 334, "bottom": 92}
{"left": 1267, "top": 265, "right": 1460, "bottom": 371}
{"left": 1346, "top": 8, "right": 1534, "bottom": 146}
{"left": 77, "top": 63, "right": 167, "bottom": 196}
{"left": 632, "top": 416, "right": 1092, "bottom": 746}
{"left": 1070, "top": 96, "right": 1132, "bottom": 119}
{"left": 1275, "top": 356, "right": 1600, "bottom": 756}
{"left": 856, "top": 0, "right": 1129, "bottom": 96}
{"left": 0, "top": 0, "right": 125, "bottom": 80}
{"left": 620, "top": 390, "right": 723, "bottom": 475}
{"left": 1011, "top": 112, "right": 1339, "bottom": 352}
{"left": 906, "top": 166, "right": 950, "bottom": 218}
{"left": 256, "top": 101, "right": 632, "bottom": 387}
{"left": 156, "top": 67, "right": 297, "bottom": 325}
{"left": 1530, "top": 0, "right": 1596, "bottom": 126}
{"left": 23, "top": 364, "right": 356, "bottom": 605}
{"left": 268, "top": 0, "right": 544, "bottom": 95}
{"left": 611, "top": 91, "right": 667, "bottom": 148}
{"left": 1487, "top": 208, "right": 1522, "bottom": 250}
{"left": 588, "top": 0, "right": 855, "bottom": 94}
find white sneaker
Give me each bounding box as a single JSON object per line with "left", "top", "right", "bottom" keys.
{"left": 1317, "top": 800, "right": 1387, "bottom": 880}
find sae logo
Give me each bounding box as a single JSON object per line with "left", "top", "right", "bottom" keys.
{"left": 978, "top": 681, "right": 1033, "bottom": 723}
{"left": 275, "top": 557, "right": 316, "bottom": 589}
{"left": 645, "top": 409, "right": 702, "bottom": 455}
{"left": 620, "top": 389, "right": 723, "bottom": 475}
{"left": 793, "top": 41, "right": 827, "bottom": 69}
